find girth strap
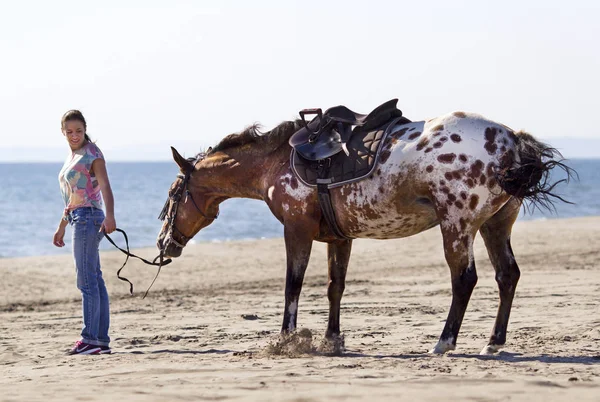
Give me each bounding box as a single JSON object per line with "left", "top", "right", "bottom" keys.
{"left": 315, "top": 163, "right": 352, "bottom": 240}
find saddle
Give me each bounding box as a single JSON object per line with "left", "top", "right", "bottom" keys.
{"left": 288, "top": 99, "right": 411, "bottom": 239}
{"left": 290, "top": 99, "right": 407, "bottom": 161}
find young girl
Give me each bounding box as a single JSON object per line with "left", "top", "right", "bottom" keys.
{"left": 53, "top": 110, "right": 116, "bottom": 355}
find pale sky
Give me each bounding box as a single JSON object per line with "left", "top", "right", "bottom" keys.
{"left": 1, "top": 0, "right": 599, "bottom": 161}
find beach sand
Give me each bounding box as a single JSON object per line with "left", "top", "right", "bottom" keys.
{"left": 1, "top": 216, "right": 599, "bottom": 401}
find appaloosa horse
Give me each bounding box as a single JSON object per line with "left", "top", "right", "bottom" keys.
{"left": 156, "top": 108, "right": 571, "bottom": 355}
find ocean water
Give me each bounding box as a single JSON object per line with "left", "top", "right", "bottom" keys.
{"left": 0, "top": 159, "right": 598, "bottom": 258}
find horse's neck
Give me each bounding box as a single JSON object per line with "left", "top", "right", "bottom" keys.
{"left": 207, "top": 148, "right": 288, "bottom": 200}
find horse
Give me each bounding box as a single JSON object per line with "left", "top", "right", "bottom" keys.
{"left": 156, "top": 109, "right": 572, "bottom": 355}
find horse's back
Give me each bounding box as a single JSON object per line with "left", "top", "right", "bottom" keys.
{"left": 333, "top": 111, "right": 517, "bottom": 239}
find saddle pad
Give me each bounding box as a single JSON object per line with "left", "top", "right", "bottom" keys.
{"left": 291, "top": 118, "right": 404, "bottom": 189}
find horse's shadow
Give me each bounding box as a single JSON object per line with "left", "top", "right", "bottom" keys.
{"left": 119, "top": 348, "right": 235, "bottom": 355}
{"left": 343, "top": 351, "right": 600, "bottom": 365}
{"left": 116, "top": 348, "right": 600, "bottom": 365}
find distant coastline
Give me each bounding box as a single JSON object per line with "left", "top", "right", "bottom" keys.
{"left": 1, "top": 137, "right": 599, "bottom": 162}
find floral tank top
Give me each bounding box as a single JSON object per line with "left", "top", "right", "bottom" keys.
{"left": 58, "top": 142, "right": 104, "bottom": 214}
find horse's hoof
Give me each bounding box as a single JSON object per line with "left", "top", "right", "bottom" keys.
{"left": 317, "top": 334, "right": 345, "bottom": 356}
{"left": 429, "top": 338, "right": 456, "bottom": 354}
{"left": 480, "top": 344, "right": 502, "bottom": 355}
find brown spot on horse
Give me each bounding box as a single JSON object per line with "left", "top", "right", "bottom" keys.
{"left": 455, "top": 200, "right": 464, "bottom": 209}
{"left": 426, "top": 165, "right": 434, "bottom": 173}
{"left": 469, "top": 160, "right": 484, "bottom": 179}
{"left": 408, "top": 132, "right": 421, "bottom": 140}
{"left": 425, "top": 147, "right": 433, "bottom": 153}
{"left": 484, "top": 127, "right": 498, "bottom": 155}
{"left": 469, "top": 194, "right": 479, "bottom": 210}
{"left": 459, "top": 154, "right": 468, "bottom": 163}
{"left": 417, "top": 137, "right": 430, "bottom": 151}
{"left": 453, "top": 111, "right": 467, "bottom": 118}
{"left": 438, "top": 153, "right": 457, "bottom": 164}
{"left": 433, "top": 141, "right": 443, "bottom": 148}
{"left": 380, "top": 149, "right": 391, "bottom": 163}
{"left": 432, "top": 124, "right": 444, "bottom": 132}
{"left": 450, "top": 134, "right": 462, "bottom": 143}
{"left": 290, "top": 176, "right": 298, "bottom": 189}
{"left": 460, "top": 191, "right": 467, "bottom": 200}
{"left": 392, "top": 127, "right": 410, "bottom": 138}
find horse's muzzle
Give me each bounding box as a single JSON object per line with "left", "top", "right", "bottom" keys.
{"left": 157, "top": 237, "right": 183, "bottom": 259}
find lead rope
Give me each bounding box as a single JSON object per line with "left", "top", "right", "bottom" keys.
{"left": 103, "top": 228, "right": 172, "bottom": 298}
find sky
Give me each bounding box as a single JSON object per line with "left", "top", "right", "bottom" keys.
{"left": 1, "top": 0, "right": 599, "bottom": 161}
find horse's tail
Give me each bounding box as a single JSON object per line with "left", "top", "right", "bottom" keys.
{"left": 495, "top": 130, "right": 577, "bottom": 212}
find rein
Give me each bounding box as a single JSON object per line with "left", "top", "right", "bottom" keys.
{"left": 104, "top": 228, "right": 172, "bottom": 299}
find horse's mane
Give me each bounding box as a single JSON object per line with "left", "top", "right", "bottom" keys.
{"left": 207, "top": 119, "right": 303, "bottom": 156}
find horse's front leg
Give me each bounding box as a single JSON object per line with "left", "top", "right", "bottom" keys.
{"left": 281, "top": 226, "right": 313, "bottom": 333}
{"left": 325, "top": 239, "right": 352, "bottom": 339}
{"left": 431, "top": 223, "right": 478, "bottom": 354}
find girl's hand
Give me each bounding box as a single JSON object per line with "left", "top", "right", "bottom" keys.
{"left": 53, "top": 227, "right": 66, "bottom": 247}
{"left": 100, "top": 215, "right": 116, "bottom": 234}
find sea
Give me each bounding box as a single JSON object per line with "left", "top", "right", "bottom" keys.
{"left": 0, "top": 159, "right": 598, "bottom": 258}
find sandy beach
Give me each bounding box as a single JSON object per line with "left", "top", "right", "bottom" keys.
{"left": 1, "top": 216, "right": 599, "bottom": 401}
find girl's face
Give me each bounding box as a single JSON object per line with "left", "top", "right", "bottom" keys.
{"left": 62, "top": 120, "right": 86, "bottom": 150}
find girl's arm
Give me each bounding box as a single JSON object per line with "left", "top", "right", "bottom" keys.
{"left": 92, "top": 158, "right": 116, "bottom": 234}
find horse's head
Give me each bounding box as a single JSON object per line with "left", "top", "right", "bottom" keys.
{"left": 156, "top": 147, "right": 221, "bottom": 258}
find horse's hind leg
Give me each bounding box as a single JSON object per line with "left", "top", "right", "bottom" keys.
{"left": 479, "top": 198, "right": 521, "bottom": 355}
{"left": 431, "top": 223, "right": 479, "bottom": 354}
{"left": 325, "top": 239, "right": 353, "bottom": 339}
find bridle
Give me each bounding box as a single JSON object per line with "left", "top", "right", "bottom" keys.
{"left": 158, "top": 154, "right": 219, "bottom": 249}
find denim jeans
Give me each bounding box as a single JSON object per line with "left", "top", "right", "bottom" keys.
{"left": 70, "top": 207, "right": 110, "bottom": 346}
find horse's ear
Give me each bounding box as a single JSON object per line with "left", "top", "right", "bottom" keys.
{"left": 171, "top": 146, "right": 193, "bottom": 173}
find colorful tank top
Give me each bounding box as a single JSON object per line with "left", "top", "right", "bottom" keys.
{"left": 59, "top": 142, "right": 104, "bottom": 214}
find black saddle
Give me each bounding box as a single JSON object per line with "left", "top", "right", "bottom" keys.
{"left": 289, "top": 99, "right": 408, "bottom": 161}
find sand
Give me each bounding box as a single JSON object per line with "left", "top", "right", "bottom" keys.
{"left": 1, "top": 216, "right": 599, "bottom": 401}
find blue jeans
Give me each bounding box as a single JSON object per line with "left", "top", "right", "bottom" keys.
{"left": 69, "top": 207, "right": 110, "bottom": 346}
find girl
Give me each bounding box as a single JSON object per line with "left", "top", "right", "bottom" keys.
{"left": 53, "top": 110, "right": 116, "bottom": 355}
